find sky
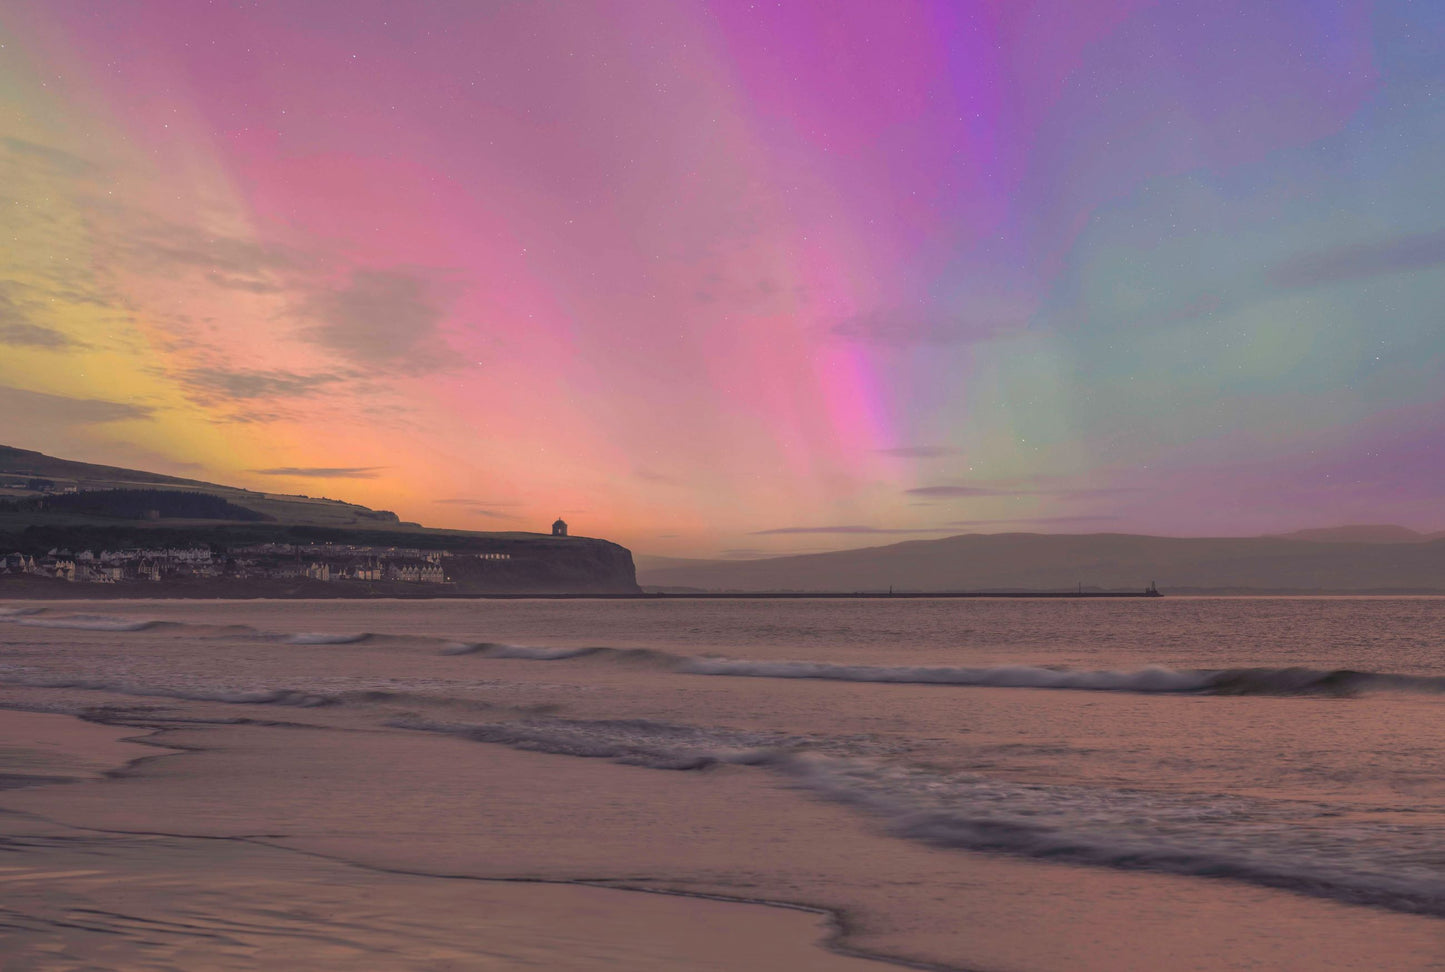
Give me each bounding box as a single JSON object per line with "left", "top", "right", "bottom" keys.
{"left": 1, "top": 0, "right": 1442, "bottom": 558}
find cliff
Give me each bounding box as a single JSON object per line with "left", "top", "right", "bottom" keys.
{"left": 0, "top": 446, "right": 639, "bottom": 596}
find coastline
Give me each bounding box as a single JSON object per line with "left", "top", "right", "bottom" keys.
{"left": 3, "top": 691, "right": 1443, "bottom": 971}
{"left": 0, "top": 707, "right": 905, "bottom": 971}
{"left": 5, "top": 598, "right": 1445, "bottom": 970}
{"left": 2, "top": 584, "right": 1166, "bottom": 600}
{"left": 15, "top": 571, "right": 1445, "bottom": 601}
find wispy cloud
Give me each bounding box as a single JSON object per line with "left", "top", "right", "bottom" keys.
{"left": 204, "top": 270, "right": 283, "bottom": 294}
{"left": 0, "top": 288, "right": 77, "bottom": 349}
{"left": 907, "top": 482, "right": 1141, "bottom": 500}
{"left": 1268, "top": 231, "right": 1445, "bottom": 289}
{"left": 435, "top": 498, "right": 523, "bottom": 507}
{"left": 0, "top": 386, "right": 153, "bottom": 423}
{"left": 906, "top": 485, "right": 1017, "bottom": 498}
{"left": 251, "top": 466, "right": 384, "bottom": 479}
{"left": 104, "top": 204, "right": 297, "bottom": 281}
{"left": 831, "top": 309, "right": 1000, "bottom": 346}
{"left": 877, "top": 445, "right": 959, "bottom": 459}
{"left": 947, "top": 515, "right": 1122, "bottom": 527}
{"left": 0, "top": 321, "right": 75, "bottom": 349}
{"left": 1, "top": 136, "right": 100, "bottom": 178}
{"left": 300, "top": 268, "right": 461, "bottom": 373}
{"left": 751, "top": 524, "right": 958, "bottom": 535}
{"left": 175, "top": 366, "right": 347, "bottom": 402}
{"left": 832, "top": 293, "right": 1033, "bottom": 347}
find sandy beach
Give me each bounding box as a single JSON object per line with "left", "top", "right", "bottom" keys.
{"left": 0, "top": 711, "right": 887, "bottom": 971}
{"left": 2, "top": 598, "right": 1445, "bottom": 970}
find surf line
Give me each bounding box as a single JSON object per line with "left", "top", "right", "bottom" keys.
{"left": 0, "top": 706, "right": 973, "bottom": 972}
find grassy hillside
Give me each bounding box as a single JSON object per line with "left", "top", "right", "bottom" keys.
{"left": 0, "top": 446, "right": 640, "bottom": 593}
{"left": 0, "top": 444, "right": 406, "bottom": 528}
{"left": 0, "top": 445, "right": 202, "bottom": 487}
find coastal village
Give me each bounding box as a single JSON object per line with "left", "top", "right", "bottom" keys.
{"left": 1, "top": 543, "right": 509, "bottom": 585}
{"left": 0, "top": 519, "right": 572, "bottom": 586}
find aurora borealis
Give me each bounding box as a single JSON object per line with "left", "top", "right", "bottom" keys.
{"left": 2, "top": 1, "right": 1442, "bottom": 556}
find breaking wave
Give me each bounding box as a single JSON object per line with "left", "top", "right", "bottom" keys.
{"left": 0, "top": 675, "right": 513, "bottom": 715}
{"left": 785, "top": 755, "right": 1445, "bottom": 918}
{"left": 2, "top": 614, "right": 169, "bottom": 632}
{"left": 285, "top": 632, "right": 373, "bottom": 645}
{"left": 680, "top": 659, "right": 1445, "bottom": 697}
{"left": 389, "top": 715, "right": 787, "bottom": 769}
{"left": 440, "top": 642, "right": 601, "bottom": 659}
{"left": 439, "top": 642, "right": 676, "bottom": 666}
{"left": 7, "top": 606, "right": 1442, "bottom": 698}
{"left": 392, "top": 713, "right": 1445, "bottom": 918}
{"left": 0, "top": 676, "right": 334, "bottom": 707}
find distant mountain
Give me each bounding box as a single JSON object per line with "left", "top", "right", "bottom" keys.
{"left": 1270, "top": 525, "right": 1433, "bottom": 544}
{"left": 638, "top": 531, "right": 1445, "bottom": 593}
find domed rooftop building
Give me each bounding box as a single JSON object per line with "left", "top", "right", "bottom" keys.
{"left": 551, "top": 518, "right": 568, "bottom": 537}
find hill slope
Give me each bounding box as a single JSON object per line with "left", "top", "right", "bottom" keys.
{"left": 0, "top": 445, "right": 203, "bottom": 488}
{"left": 0, "top": 445, "right": 402, "bottom": 528}
{"left": 0, "top": 446, "right": 639, "bottom": 594}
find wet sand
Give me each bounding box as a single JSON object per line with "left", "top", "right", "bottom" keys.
{"left": 2, "top": 708, "right": 1442, "bottom": 971}
{"left": 0, "top": 711, "right": 887, "bottom": 971}
{"left": 4, "top": 598, "right": 1445, "bottom": 970}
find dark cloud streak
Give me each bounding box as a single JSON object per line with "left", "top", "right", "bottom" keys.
{"left": 751, "top": 525, "right": 959, "bottom": 536}
{"left": 175, "top": 366, "right": 347, "bottom": 402}
{"left": 251, "top": 466, "right": 384, "bottom": 479}
{"left": 0, "top": 289, "right": 77, "bottom": 349}
{"left": 877, "top": 445, "right": 958, "bottom": 459}
{"left": 0, "top": 386, "right": 153, "bottom": 423}
{"left": 300, "top": 269, "right": 461, "bottom": 372}
{"left": 1269, "top": 231, "right": 1445, "bottom": 289}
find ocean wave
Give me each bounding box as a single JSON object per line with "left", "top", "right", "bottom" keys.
{"left": 8, "top": 608, "right": 1441, "bottom": 698}
{"left": 0, "top": 676, "right": 334, "bottom": 707}
{"left": 783, "top": 754, "right": 1445, "bottom": 918}
{"left": 441, "top": 642, "right": 600, "bottom": 659}
{"left": 0, "top": 674, "right": 516, "bottom": 716}
{"left": 4, "top": 614, "right": 168, "bottom": 632}
{"left": 390, "top": 712, "right": 1445, "bottom": 918}
{"left": 389, "top": 715, "right": 791, "bottom": 770}
{"left": 681, "top": 659, "right": 1207, "bottom": 692}
{"left": 439, "top": 642, "right": 677, "bottom": 666}
{"left": 680, "top": 660, "right": 1445, "bottom": 697}
{"left": 285, "top": 632, "right": 373, "bottom": 645}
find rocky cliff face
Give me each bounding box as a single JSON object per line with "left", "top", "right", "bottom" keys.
{"left": 443, "top": 537, "right": 639, "bottom": 594}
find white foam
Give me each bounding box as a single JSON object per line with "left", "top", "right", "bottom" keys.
{"left": 781, "top": 753, "right": 1445, "bottom": 917}
{"left": 0, "top": 675, "right": 333, "bottom": 707}
{"left": 285, "top": 632, "right": 371, "bottom": 645}
{"left": 392, "top": 712, "right": 1445, "bottom": 918}
{"left": 9, "top": 615, "right": 160, "bottom": 632}
{"left": 680, "top": 659, "right": 1211, "bottom": 692}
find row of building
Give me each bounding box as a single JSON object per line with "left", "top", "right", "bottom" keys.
{"left": 2, "top": 545, "right": 513, "bottom": 585}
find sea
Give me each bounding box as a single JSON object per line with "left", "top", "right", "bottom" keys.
{"left": 2, "top": 595, "right": 1444, "bottom": 969}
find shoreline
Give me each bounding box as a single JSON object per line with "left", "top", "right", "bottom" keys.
{"left": 0, "top": 705, "right": 933, "bottom": 971}
{"left": 5, "top": 600, "right": 1445, "bottom": 971}
{"left": 2, "top": 586, "right": 1166, "bottom": 600}
{"left": 12, "top": 582, "right": 1445, "bottom": 600}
